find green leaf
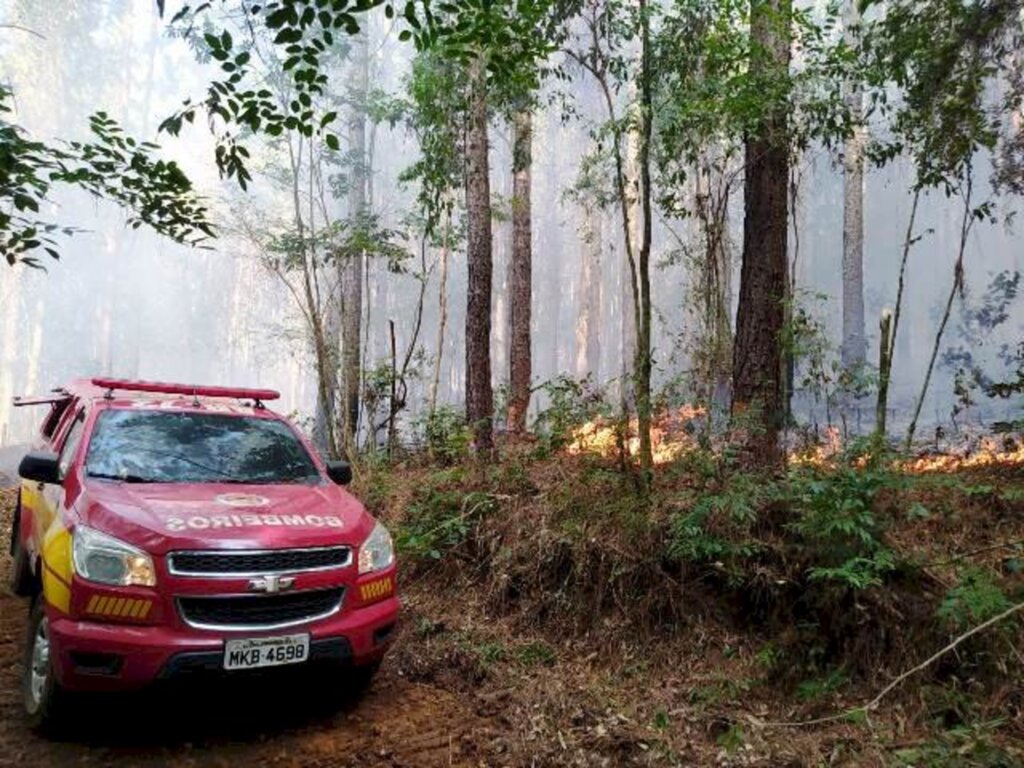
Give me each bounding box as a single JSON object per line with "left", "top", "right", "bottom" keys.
{"left": 274, "top": 28, "right": 303, "bottom": 44}
{"left": 265, "top": 7, "right": 291, "bottom": 28}
{"left": 324, "top": 133, "right": 340, "bottom": 150}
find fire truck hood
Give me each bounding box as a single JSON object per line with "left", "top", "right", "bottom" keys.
{"left": 77, "top": 481, "right": 373, "bottom": 554}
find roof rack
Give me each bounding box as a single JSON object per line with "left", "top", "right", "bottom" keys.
{"left": 90, "top": 378, "right": 280, "bottom": 408}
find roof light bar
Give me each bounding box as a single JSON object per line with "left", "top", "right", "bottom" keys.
{"left": 90, "top": 378, "right": 280, "bottom": 403}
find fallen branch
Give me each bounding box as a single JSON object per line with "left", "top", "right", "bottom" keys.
{"left": 923, "top": 538, "right": 1024, "bottom": 569}
{"left": 754, "top": 599, "right": 1024, "bottom": 728}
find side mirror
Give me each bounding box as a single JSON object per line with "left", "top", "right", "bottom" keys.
{"left": 326, "top": 460, "right": 352, "bottom": 486}
{"left": 19, "top": 451, "right": 60, "bottom": 485}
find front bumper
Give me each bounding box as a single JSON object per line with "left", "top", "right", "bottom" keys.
{"left": 48, "top": 596, "right": 399, "bottom": 692}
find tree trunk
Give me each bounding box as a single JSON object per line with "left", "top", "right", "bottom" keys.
{"left": 576, "top": 204, "right": 602, "bottom": 379}
{"left": 840, "top": 0, "right": 866, "bottom": 372}
{"left": 341, "top": 26, "right": 369, "bottom": 455}
{"left": 876, "top": 309, "right": 893, "bottom": 435}
{"left": 430, "top": 208, "right": 451, "bottom": 412}
{"left": 732, "top": 0, "right": 791, "bottom": 469}
{"left": 465, "top": 55, "right": 494, "bottom": 452}
{"left": 695, "top": 156, "right": 734, "bottom": 416}
{"left": 635, "top": 0, "right": 654, "bottom": 480}
{"left": 507, "top": 109, "right": 533, "bottom": 434}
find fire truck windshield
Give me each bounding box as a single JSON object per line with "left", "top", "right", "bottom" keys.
{"left": 85, "top": 410, "right": 321, "bottom": 485}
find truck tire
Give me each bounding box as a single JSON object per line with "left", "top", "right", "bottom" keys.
{"left": 23, "top": 596, "right": 71, "bottom": 735}
{"left": 9, "top": 496, "right": 36, "bottom": 597}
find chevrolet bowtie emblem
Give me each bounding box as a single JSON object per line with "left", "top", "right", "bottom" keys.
{"left": 248, "top": 574, "right": 296, "bottom": 593}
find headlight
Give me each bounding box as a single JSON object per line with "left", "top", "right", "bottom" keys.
{"left": 358, "top": 521, "right": 394, "bottom": 574}
{"left": 72, "top": 526, "right": 157, "bottom": 587}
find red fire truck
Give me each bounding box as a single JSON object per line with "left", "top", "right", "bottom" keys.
{"left": 9, "top": 378, "right": 398, "bottom": 731}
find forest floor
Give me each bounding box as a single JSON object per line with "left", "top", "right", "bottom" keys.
{"left": 0, "top": 443, "right": 1022, "bottom": 767}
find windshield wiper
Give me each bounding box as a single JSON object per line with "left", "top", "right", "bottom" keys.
{"left": 87, "top": 472, "right": 152, "bottom": 483}
{"left": 216, "top": 475, "right": 319, "bottom": 485}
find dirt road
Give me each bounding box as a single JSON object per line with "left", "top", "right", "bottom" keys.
{"left": 0, "top": 494, "right": 494, "bottom": 768}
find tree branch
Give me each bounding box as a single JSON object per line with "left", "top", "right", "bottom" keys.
{"left": 754, "top": 599, "right": 1024, "bottom": 729}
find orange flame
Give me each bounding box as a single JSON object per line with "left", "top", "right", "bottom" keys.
{"left": 568, "top": 411, "right": 1023, "bottom": 475}
{"left": 901, "top": 437, "right": 1024, "bottom": 473}
{"left": 566, "top": 404, "right": 705, "bottom": 465}
{"left": 789, "top": 426, "right": 844, "bottom": 467}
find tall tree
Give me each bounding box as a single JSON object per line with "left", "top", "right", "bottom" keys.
{"left": 840, "top": 0, "right": 866, "bottom": 373}
{"left": 575, "top": 202, "right": 602, "bottom": 379}
{"left": 732, "top": 0, "right": 792, "bottom": 468}
{"left": 464, "top": 54, "right": 495, "bottom": 452}
{"left": 341, "top": 25, "right": 370, "bottom": 452}
{"left": 507, "top": 108, "right": 533, "bottom": 434}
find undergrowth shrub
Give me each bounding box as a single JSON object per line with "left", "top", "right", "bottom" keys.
{"left": 787, "top": 452, "right": 898, "bottom": 590}
{"left": 395, "top": 472, "right": 496, "bottom": 563}
{"left": 668, "top": 470, "right": 771, "bottom": 579}
{"left": 668, "top": 443, "right": 900, "bottom": 592}
{"left": 939, "top": 568, "right": 1013, "bottom": 631}
{"left": 416, "top": 407, "right": 471, "bottom": 465}
{"left": 531, "top": 374, "right": 609, "bottom": 455}
{"left": 665, "top": 442, "right": 922, "bottom": 676}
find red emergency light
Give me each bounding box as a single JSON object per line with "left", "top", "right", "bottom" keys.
{"left": 91, "top": 378, "right": 280, "bottom": 403}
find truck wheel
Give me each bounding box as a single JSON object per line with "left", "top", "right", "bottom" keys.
{"left": 9, "top": 498, "right": 37, "bottom": 597}
{"left": 23, "top": 597, "right": 70, "bottom": 735}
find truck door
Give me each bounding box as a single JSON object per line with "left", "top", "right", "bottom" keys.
{"left": 33, "top": 409, "right": 86, "bottom": 547}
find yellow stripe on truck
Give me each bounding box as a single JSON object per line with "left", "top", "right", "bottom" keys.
{"left": 84, "top": 595, "right": 153, "bottom": 619}
{"left": 41, "top": 522, "right": 73, "bottom": 613}
{"left": 359, "top": 576, "right": 393, "bottom": 602}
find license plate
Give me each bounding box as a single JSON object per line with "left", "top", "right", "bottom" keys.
{"left": 223, "top": 633, "right": 310, "bottom": 670}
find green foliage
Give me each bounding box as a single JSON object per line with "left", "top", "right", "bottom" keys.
{"left": 669, "top": 443, "right": 900, "bottom": 592}
{"left": 942, "top": 271, "right": 1023, "bottom": 420}
{"left": 398, "top": 51, "right": 467, "bottom": 234}
{"left": 668, "top": 469, "right": 769, "bottom": 571}
{"left": 395, "top": 481, "right": 496, "bottom": 561}
{"left": 164, "top": 0, "right": 568, "bottom": 190}
{"left": 715, "top": 724, "right": 746, "bottom": 754}
{"left": 0, "top": 86, "right": 214, "bottom": 267}
{"left": 163, "top": 1, "right": 369, "bottom": 185}
{"left": 891, "top": 720, "right": 1018, "bottom": 768}
{"left": 938, "top": 568, "right": 1012, "bottom": 631}
{"left": 796, "top": 668, "right": 848, "bottom": 702}
{"left": 782, "top": 290, "right": 876, "bottom": 416}
{"left": 516, "top": 640, "right": 556, "bottom": 667}
{"left": 864, "top": 0, "right": 1022, "bottom": 193}
{"left": 653, "top": 0, "right": 854, "bottom": 213}
{"left": 689, "top": 675, "right": 754, "bottom": 709}
{"left": 416, "top": 407, "right": 472, "bottom": 465}
{"left": 788, "top": 454, "right": 897, "bottom": 589}
{"left": 265, "top": 214, "right": 408, "bottom": 273}
{"left": 755, "top": 642, "right": 780, "bottom": 672}
{"left": 531, "top": 374, "right": 609, "bottom": 453}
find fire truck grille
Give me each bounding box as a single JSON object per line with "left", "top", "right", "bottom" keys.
{"left": 177, "top": 588, "right": 345, "bottom": 630}
{"left": 168, "top": 547, "right": 351, "bottom": 576}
